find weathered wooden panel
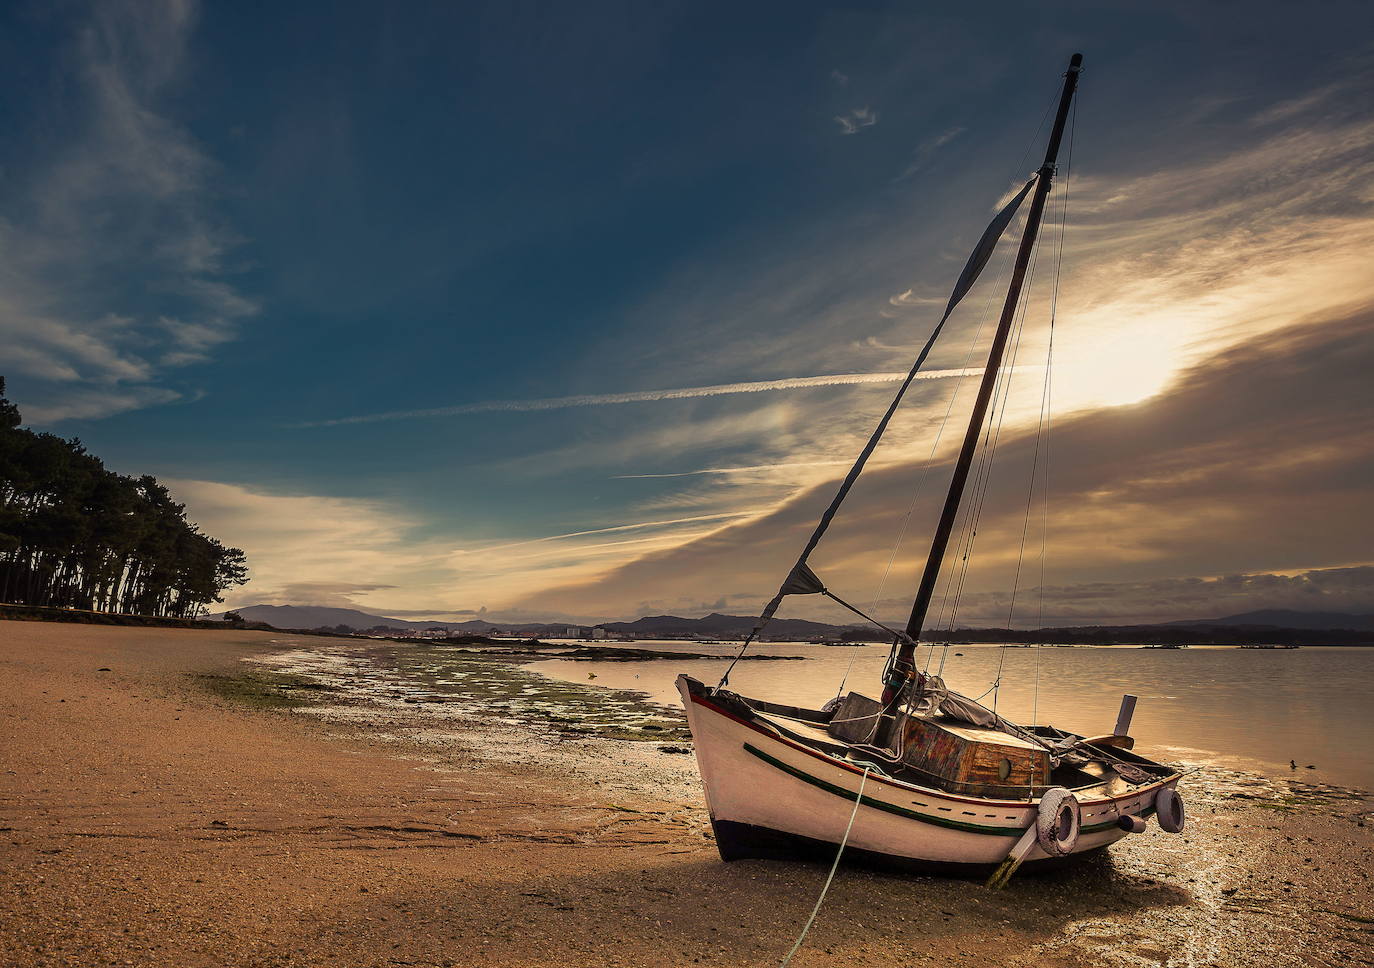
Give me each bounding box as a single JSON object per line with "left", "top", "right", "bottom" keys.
{"left": 827, "top": 694, "right": 1051, "bottom": 795}
{"left": 827, "top": 692, "right": 883, "bottom": 745}
{"left": 900, "top": 715, "right": 1049, "bottom": 795}
{"left": 901, "top": 716, "right": 966, "bottom": 779}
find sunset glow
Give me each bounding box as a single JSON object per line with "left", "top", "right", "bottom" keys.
{"left": 3, "top": 2, "right": 1371, "bottom": 626}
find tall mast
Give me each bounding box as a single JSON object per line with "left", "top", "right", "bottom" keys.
{"left": 878, "top": 53, "right": 1082, "bottom": 730}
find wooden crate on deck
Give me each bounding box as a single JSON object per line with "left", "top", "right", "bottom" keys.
{"left": 900, "top": 716, "right": 1048, "bottom": 795}
{"left": 826, "top": 692, "right": 1048, "bottom": 796}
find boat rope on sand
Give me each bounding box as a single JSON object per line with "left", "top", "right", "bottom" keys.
{"left": 779, "top": 765, "right": 873, "bottom": 968}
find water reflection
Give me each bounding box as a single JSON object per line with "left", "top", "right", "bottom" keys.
{"left": 524, "top": 642, "right": 1374, "bottom": 790}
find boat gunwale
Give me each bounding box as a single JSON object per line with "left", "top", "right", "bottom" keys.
{"left": 687, "top": 684, "right": 1179, "bottom": 810}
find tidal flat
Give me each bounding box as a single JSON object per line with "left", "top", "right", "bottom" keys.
{"left": 2, "top": 622, "right": 1372, "bottom": 968}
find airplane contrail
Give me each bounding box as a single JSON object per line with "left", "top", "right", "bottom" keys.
{"left": 455, "top": 511, "right": 751, "bottom": 554}
{"left": 293, "top": 368, "right": 977, "bottom": 428}
{"left": 613, "top": 459, "right": 856, "bottom": 479}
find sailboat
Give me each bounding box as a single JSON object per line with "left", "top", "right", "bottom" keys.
{"left": 676, "top": 54, "right": 1185, "bottom": 884}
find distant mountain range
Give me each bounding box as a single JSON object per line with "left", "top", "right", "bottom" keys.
{"left": 208, "top": 604, "right": 1374, "bottom": 638}
{"left": 1164, "top": 609, "right": 1374, "bottom": 631}
{"left": 598, "top": 612, "right": 848, "bottom": 638}
{"left": 205, "top": 605, "right": 500, "bottom": 633}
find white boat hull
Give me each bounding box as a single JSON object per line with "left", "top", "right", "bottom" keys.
{"left": 677, "top": 675, "right": 1176, "bottom": 874}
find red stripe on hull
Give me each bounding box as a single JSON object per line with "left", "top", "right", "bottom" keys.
{"left": 688, "top": 689, "right": 1173, "bottom": 811}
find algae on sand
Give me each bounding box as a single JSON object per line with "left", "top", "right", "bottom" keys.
{"left": 192, "top": 670, "right": 339, "bottom": 710}
{"left": 247, "top": 643, "right": 694, "bottom": 743}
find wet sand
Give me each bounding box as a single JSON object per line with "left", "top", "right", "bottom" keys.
{"left": 2, "top": 621, "right": 1372, "bottom": 967}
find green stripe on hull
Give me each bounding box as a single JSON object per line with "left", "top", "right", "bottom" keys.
{"left": 742, "top": 743, "right": 1155, "bottom": 837}
{"left": 743, "top": 743, "right": 1025, "bottom": 836}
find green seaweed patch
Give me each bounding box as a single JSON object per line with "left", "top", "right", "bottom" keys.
{"left": 192, "top": 670, "right": 339, "bottom": 709}
{"left": 350, "top": 646, "right": 692, "bottom": 742}
{"left": 1229, "top": 783, "right": 1369, "bottom": 814}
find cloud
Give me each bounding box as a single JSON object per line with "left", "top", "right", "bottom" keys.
{"left": 22, "top": 385, "right": 183, "bottom": 424}
{"left": 830, "top": 69, "right": 849, "bottom": 87}
{"left": 602, "top": 66, "right": 1374, "bottom": 436}
{"left": 464, "top": 512, "right": 754, "bottom": 555}
{"left": 939, "top": 567, "right": 1374, "bottom": 627}
{"left": 613, "top": 459, "right": 855, "bottom": 480}
{"left": 169, "top": 478, "right": 452, "bottom": 610}
{"left": 294, "top": 368, "right": 975, "bottom": 427}
{"left": 888, "top": 289, "right": 945, "bottom": 308}
{"left": 896, "top": 126, "right": 966, "bottom": 180}
{"left": 247, "top": 582, "right": 399, "bottom": 609}
{"left": 108, "top": 66, "right": 1374, "bottom": 628}
{"left": 0, "top": 0, "right": 255, "bottom": 424}
{"left": 177, "top": 476, "right": 757, "bottom": 622}
{"left": 1248, "top": 75, "right": 1355, "bottom": 127}
{"left": 512, "top": 306, "right": 1374, "bottom": 624}
{"left": 834, "top": 106, "right": 878, "bottom": 135}
{"left": 252, "top": 72, "right": 1374, "bottom": 624}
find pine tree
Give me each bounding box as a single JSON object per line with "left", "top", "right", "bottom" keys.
{"left": 0, "top": 378, "right": 249, "bottom": 616}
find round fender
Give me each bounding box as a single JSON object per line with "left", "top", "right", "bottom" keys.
{"left": 1155, "top": 787, "right": 1186, "bottom": 833}
{"left": 1036, "top": 787, "right": 1081, "bottom": 856}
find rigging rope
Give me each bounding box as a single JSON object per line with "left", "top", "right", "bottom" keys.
{"left": 937, "top": 232, "right": 1044, "bottom": 639}
{"left": 929, "top": 79, "right": 1072, "bottom": 661}
{"left": 778, "top": 766, "right": 872, "bottom": 968}
{"left": 1034, "top": 97, "right": 1074, "bottom": 725}
{"left": 979, "top": 91, "right": 1077, "bottom": 715}
{"left": 729, "top": 81, "right": 1069, "bottom": 699}
{"left": 1000, "top": 275, "right": 1057, "bottom": 660}
{"left": 865, "top": 85, "right": 1059, "bottom": 636}
{"left": 839, "top": 234, "right": 1015, "bottom": 697}
{"left": 984, "top": 239, "right": 1044, "bottom": 714}
{"left": 926, "top": 204, "right": 1045, "bottom": 713}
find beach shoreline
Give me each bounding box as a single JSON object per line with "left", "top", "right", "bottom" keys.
{"left": 2, "top": 620, "right": 1371, "bottom": 967}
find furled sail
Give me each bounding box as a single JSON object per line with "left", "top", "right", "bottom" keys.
{"left": 735, "top": 175, "right": 1039, "bottom": 649}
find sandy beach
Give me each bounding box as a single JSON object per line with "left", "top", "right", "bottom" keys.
{"left": 2, "top": 620, "right": 1372, "bottom": 968}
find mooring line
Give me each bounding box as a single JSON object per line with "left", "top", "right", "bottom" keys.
{"left": 779, "top": 765, "right": 872, "bottom": 967}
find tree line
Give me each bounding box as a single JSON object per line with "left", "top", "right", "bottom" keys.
{"left": 0, "top": 378, "right": 248, "bottom": 617}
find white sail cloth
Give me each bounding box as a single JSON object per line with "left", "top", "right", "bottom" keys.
{"left": 909, "top": 673, "right": 1003, "bottom": 729}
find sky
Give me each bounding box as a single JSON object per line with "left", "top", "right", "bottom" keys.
{"left": 3, "top": 0, "right": 1373, "bottom": 626}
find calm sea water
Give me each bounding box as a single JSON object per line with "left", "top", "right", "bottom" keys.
{"left": 525, "top": 642, "right": 1374, "bottom": 791}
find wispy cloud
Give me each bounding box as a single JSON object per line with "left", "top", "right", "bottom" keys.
{"left": 21, "top": 386, "right": 183, "bottom": 425}
{"left": 613, "top": 459, "right": 854, "bottom": 480}
{"left": 834, "top": 106, "right": 878, "bottom": 135}
{"left": 896, "top": 126, "right": 966, "bottom": 180}
{"left": 888, "top": 288, "right": 945, "bottom": 308}
{"left": 294, "top": 368, "right": 976, "bottom": 427}
{"left": 460, "top": 74, "right": 1374, "bottom": 621}
{"left": 184, "top": 476, "right": 763, "bottom": 621}
{"left": 514, "top": 306, "right": 1374, "bottom": 622}
{"left": 935, "top": 566, "right": 1374, "bottom": 627}
{"left": 169, "top": 478, "right": 448, "bottom": 611}
{"left": 458, "top": 512, "right": 753, "bottom": 555}
{"left": 1, "top": 0, "right": 255, "bottom": 423}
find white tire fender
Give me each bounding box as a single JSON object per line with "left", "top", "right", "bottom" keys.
{"left": 1036, "top": 787, "right": 1081, "bottom": 856}
{"left": 1155, "top": 786, "right": 1186, "bottom": 833}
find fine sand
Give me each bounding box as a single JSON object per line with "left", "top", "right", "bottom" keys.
{"left": 2, "top": 621, "right": 1371, "bottom": 968}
